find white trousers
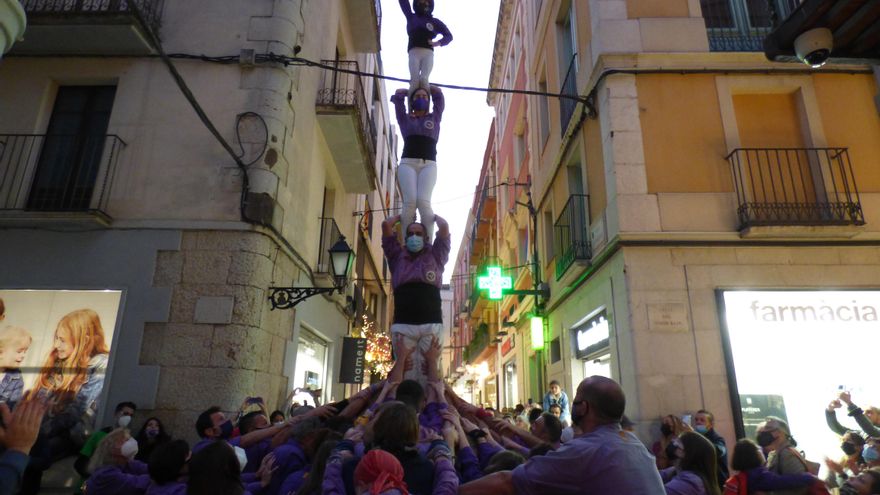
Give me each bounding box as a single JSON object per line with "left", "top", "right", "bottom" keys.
{"left": 391, "top": 322, "right": 443, "bottom": 387}
{"left": 398, "top": 158, "right": 437, "bottom": 239}
{"left": 408, "top": 47, "right": 434, "bottom": 93}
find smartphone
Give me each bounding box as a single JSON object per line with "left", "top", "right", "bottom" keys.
{"left": 247, "top": 397, "right": 263, "bottom": 405}
{"left": 682, "top": 414, "right": 692, "bottom": 426}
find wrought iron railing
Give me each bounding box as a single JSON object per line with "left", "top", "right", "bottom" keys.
{"left": 20, "top": 0, "right": 165, "bottom": 32}
{"left": 554, "top": 194, "right": 590, "bottom": 280}
{"left": 0, "top": 134, "right": 125, "bottom": 215}
{"left": 316, "top": 60, "right": 377, "bottom": 169}
{"left": 701, "top": 0, "right": 802, "bottom": 51}
{"left": 727, "top": 148, "right": 865, "bottom": 229}
{"left": 559, "top": 54, "right": 578, "bottom": 131}
{"left": 316, "top": 217, "right": 343, "bottom": 273}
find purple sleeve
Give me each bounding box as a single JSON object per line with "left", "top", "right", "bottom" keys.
{"left": 391, "top": 92, "right": 408, "bottom": 129}
{"left": 750, "top": 468, "right": 816, "bottom": 490}
{"left": 321, "top": 454, "right": 348, "bottom": 495}
{"left": 397, "top": 0, "right": 413, "bottom": 18}
{"left": 431, "top": 233, "right": 450, "bottom": 268}
{"left": 125, "top": 460, "right": 149, "bottom": 475}
{"left": 476, "top": 442, "right": 504, "bottom": 471}
{"left": 432, "top": 17, "right": 453, "bottom": 46}
{"left": 659, "top": 467, "right": 676, "bottom": 483}
{"left": 244, "top": 481, "right": 262, "bottom": 494}
{"left": 457, "top": 446, "right": 483, "bottom": 483}
{"left": 430, "top": 86, "right": 444, "bottom": 122}
{"left": 382, "top": 235, "right": 402, "bottom": 268}
{"left": 431, "top": 457, "right": 459, "bottom": 495}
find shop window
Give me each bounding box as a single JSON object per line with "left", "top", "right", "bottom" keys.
{"left": 293, "top": 328, "right": 328, "bottom": 404}
{"left": 505, "top": 360, "right": 519, "bottom": 408}
{"left": 582, "top": 352, "right": 611, "bottom": 379}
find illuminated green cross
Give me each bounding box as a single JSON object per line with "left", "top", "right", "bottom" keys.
{"left": 477, "top": 266, "right": 512, "bottom": 300}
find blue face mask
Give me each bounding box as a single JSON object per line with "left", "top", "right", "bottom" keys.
{"left": 406, "top": 235, "right": 424, "bottom": 253}
{"left": 864, "top": 445, "right": 880, "bottom": 462}
{"left": 412, "top": 98, "right": 429, "bottom": 112}
{"left": 695, "top": 425, "right": 709, "bottom": 434}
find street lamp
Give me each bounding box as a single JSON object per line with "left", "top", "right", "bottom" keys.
{"left": 268, "top": 235, "right": 355, "bottom": 310}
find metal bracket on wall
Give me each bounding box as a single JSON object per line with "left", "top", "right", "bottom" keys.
{"left": 268, "top": 286, "right": 341, "bottom": 310}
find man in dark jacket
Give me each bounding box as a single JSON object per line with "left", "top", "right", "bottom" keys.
{"left": 694, "top": 409, "right": 729, "bottom": 488}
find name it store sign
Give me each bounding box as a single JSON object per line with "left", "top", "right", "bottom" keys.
{"left": 720, "top": 290, "right": 880, "bottom": 466}
{"left": 573, "top": 310, "right": 610, "bottom": 360}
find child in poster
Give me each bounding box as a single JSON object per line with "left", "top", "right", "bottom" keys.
{"left": 0, "top": 325, "right": 32, "bottom": 405}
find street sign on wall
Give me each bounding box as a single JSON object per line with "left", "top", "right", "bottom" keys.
{"left": 339, "top": 337, "right": 367, "bottom": 383}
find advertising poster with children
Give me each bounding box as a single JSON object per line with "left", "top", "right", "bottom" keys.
{"left": 0, "top": 289, "right": 122, "bottom": 447}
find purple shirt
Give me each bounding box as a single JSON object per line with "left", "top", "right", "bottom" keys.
{"left": 391, "top": 87, "right": 444, "bottom": 145}
{"left": 511, "top": 424, "right": 665, "bottom": 495}
{"left": 382, "top": 234, "right": 450, "bottom": 290}
{"left": 86, "top": 461, "right": 151, "bottom": 495}
{"left": 145, "top": 481, "right": 186, "bottom": 495}
{"left": 661, "top": 468, "right": 708, "bottom": 495}
{"left": 398, "top": 0, "right": 452, "bottom": 51}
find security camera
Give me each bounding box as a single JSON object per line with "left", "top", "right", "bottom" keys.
{"left": 794, "top": 27, "right": 833, "bottom": 68}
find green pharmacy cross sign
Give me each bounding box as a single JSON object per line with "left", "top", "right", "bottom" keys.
{"left": 477, "top": 266, "right": 512, "bottom": 300}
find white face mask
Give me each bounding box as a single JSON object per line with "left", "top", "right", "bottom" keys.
{"left": 120, "top": 437, "right": 139, "bottom": 459}
{"left": 117, "top": 415, "right": 132, "bottom": 428}
{"left": 233, "top": 446, "right": 248, "bottom": 472}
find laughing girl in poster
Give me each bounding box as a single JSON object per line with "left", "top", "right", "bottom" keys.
{"left": 28, "top": 308, "right": 110, "bottom": 456}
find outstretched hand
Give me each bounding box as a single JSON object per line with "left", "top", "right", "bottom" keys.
{"left": 0, "top": 398, "right": 48, "bottom": 454}
{"left": 257, "top": 453, "right": 277, "bottom": 487}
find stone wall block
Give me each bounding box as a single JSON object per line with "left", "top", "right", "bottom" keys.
{"left": 154, "top": 250, "right": 183, "bottom": 287}
{"left": 211, "top": 324, "right": 271, "bottom": 371}
{"left": 232, "top": 286, "right": 266, "bottom": 326}
{"left": 607, "top": 96, "right": 641, "bottom": 132}
{"left": 240, "top": 67, "right": 293, "bottom": 93}
{"left": 734, "top": 248, "right": 794, "bottom": 265}
{"left": 598, "top": 0, "right": 627, "bottom": 20}
{"left": 610, "top": 130, "right": 646, "bottom": 165}
{"left": 248, "top": 16, "right": 298, "bottom": 51}
{"left": 671, "top": 248, "right": 738, "bottom": 266}
{"left": 196, "top": 231, "right": 273, "bottom": 257}
{"left": 840, "top": 248, "right": 880, "bottom": 265}
{"left": 183, "top": 250, "right": 232, "bottom": 284}
{"left": 156, "top": 367, "right": 255, "bottom": 412}
{"left": 260, "top": 304, "right": 289, "bottom": 339}
{"left": 160, "top": 324, "right": 214, "bottom": 366}
{"left": 269, "top": 335, "right": 286, "bottom": 373}
{"left": 598, "top": 20, "right": 642, "bottom": 53}
{"left": 253, "top": 371, "right": 275, "bottom": 403}
{"left": 614, "top": 164, "right": 648, "bottom": 195}
{"left": 788, "top": 247, "right": 841, "bottom": 265}
{"left": 228, "top": 251, "right": 274, "bottom": 287}
{"left": 181, "top": 232, "right": 200, "bottom": 250}
{"left": 617, "top": 194, "right": 662, "bottom": 232}
{"left": 139, "top": 323, "right": 165, "bottom": 365}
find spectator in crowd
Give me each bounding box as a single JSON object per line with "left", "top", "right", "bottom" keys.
{"left": 458, "top": 375, "right": 665, "bottom": 494}
{"left": 828, "top": 392, "right": 880, "bottom": 438}
{"left": 0, "top": 398, "right": 48, "bottom": 495}
{"left": 83, "top": 428, "right": 149, "bottom": 495}
{"left": 134, "top": 417, "right": 171, "bottom": 464}
{"left": 840, "top": 468, "right": 880, "bottom": 495}
{"left": 654, "top": 415, "right": 693, "bottom": 469}
{"left": 825, "top": 430, "right": 867, "bottom": 489}
{"left": 145, "top": 439, "right": 189, "bottom": 495}
{"left": 694, "top": 409, "right": 729, "bottom": 488}
{"left": 543, "top": 381, "right": 570, "bottom": 426}
{"left": 659, "top": 431, "right": 721, "bottom": 495}
{"left": 723, "top": 438, "right": 819, "bottom": 494}
{"left": 756, "top": 417, "right": 812, "bottom": 495}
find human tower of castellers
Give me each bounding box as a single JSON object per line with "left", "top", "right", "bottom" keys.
{"left": 1, "top": 1, "right": 880, "bottom": 494}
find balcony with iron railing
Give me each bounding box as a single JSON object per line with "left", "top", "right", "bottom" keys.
{"left": 464, "top": 322, "right": 489, "bottom": 364}
{"left": 727, "top": 147, "right": 865, "bottom": 231}
{"left": 559, "top": 54, "right": 578, "bottom": 132}
{"left": 316, "top": 60, "right": 378, "bottom": 194}
{"left": 701, "top": 0, "right": 802, "bottom": 52}
{"left": 0, "top": 133, "right": 125, "bottom": 225}
{"left": 554, "top": 194, "right": 591, "bottom": 281}
{"left": 12, "top": 0, "right": 164, "bottom": 55}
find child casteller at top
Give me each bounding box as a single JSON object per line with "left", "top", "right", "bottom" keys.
{"left": 398, "top": 0, "right": 453, "bottom": 94}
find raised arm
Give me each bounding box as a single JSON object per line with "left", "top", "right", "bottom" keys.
{"left": 390, "top": 89, "right": 408, "bottom": 127}
{"left": 383, "top": 214, "right": 402, "bottom": 238}
{"left": 397, "top": 0, "right": 413, "bottom": 19}
{"left": 430, "top": 85, "right": 445, "bottom": 121}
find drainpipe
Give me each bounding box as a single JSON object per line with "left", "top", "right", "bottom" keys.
{"left": 874, "top": 66, "right": 880, "bottom": 116}
{"left": 0, "top": 0, "right": 26, "bottom": 57}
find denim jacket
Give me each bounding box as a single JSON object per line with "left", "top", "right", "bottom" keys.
{"left": 0, "top": 369, "right": 24, "bottom": 405}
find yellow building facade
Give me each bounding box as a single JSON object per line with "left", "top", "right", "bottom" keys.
{"left": 454, "top": 0, "right": 880, "bottom": 458}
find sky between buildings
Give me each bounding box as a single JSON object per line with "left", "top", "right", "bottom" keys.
{"left": 380, "top": 0, "right": 502, "bottom": 282}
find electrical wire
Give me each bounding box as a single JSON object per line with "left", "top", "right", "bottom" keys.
{"left": 235, "top": 111, "right": 269, "bottom": 168}
{"left": 165, "top": 52, "right": 589, "bottom": 103}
